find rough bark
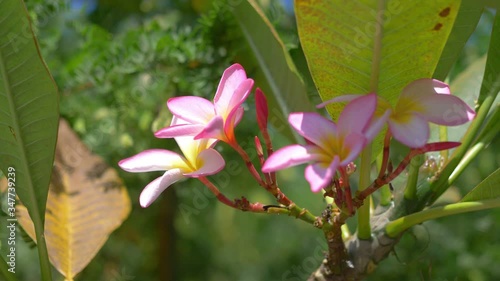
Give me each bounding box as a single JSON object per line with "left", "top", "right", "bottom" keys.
{"left": 308, "top": 205, "right": 403, "bottom": 281}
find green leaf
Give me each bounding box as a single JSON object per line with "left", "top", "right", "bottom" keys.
{"left": 296, "top": 0, "right": 459, "bottom": 114}
{"left": 385, "top": 198, "right": 500, "bottom": 237}
{"left": 0, "top": 257, "right": 17, "bottom": 281}
{"left": 231, "top": 0, "right": 315, "bottom": 142}
{"left": 387, "top": 168, "right": 500, "bottom": 237}
{"left": 461, "top": 168, "right": 500, "bottom": 202}
{"left": 295, "top": 0, "right": 460, "bottom": 154}
{"left": 0, "top": 0, "right": 59, "bottom": 279}
{"left": 433, "top": 1, "right": 484, "bottom": 80}
{"left": 478, "top": 12, "right": 500, "bottom": 109}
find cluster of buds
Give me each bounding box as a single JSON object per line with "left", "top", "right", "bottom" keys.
{"left": 119, "top": 64, "right": 475, "bottom": 220}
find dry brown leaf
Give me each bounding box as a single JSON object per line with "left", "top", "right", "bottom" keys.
{"left": 6, "top": 119, "right": 131, "bottom": 280}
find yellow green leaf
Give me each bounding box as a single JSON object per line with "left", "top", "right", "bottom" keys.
{"left": 295, "top": 0, "right": 460, "bottom": 118}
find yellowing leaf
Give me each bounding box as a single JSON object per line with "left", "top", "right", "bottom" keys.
{"left": 13, "top": 119, "right": 131, "bottom": 280}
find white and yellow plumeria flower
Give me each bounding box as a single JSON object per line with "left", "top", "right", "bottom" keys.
{"left": 119, "top": 117, "right": 224, "bottom": 208}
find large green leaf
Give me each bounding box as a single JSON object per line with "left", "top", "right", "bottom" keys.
{"left": 461, "top": 168, "right": 500, "bottom": 202}
{"left": 478, "top": 11, "right": 500, "bottom": 108}
{"left": 295, "top": 0, "right": 459, "bottom": 118}
{"left": 0, "top": 0, "right": 59, "bottom": 278}
{"left": 231, "top": 0, "right": 315, "bottom": 142}
{"left": 433, "top": 1, "right": 485, "bottom": 80}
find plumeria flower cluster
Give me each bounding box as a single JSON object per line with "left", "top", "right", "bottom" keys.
{"left": 119, "top": 63, "right": 474, "bottom": 219}
{"left": 120, "top": 64, "right": 254, "bottom": 208}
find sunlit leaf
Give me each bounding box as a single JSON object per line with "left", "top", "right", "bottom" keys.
{"left": 232, "top": 0, "right": 316, "bottom": 142}
{"left": 461, "top": 168, "right": 500, "bottom": 202}
{"left": 478, "top": 12, "right": 500, "bottom": 108}
{"left": 11, "top": 120, "right": 131, "bottom": 280}
{"left": 295, "top": 0, "right": 459, "bottom": 154}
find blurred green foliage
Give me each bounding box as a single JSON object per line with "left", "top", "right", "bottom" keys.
{"left": 6, "top": 1, "right": 499, "bottom": 280}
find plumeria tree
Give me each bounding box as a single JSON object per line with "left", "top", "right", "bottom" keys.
{"left": 118, "top": 57, "right": 484, "bottom": 280}
{"left": 1, "top": 0, "right": 500, "bottom": 280}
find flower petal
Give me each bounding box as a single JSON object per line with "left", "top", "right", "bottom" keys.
{"left": 419, "top": 94, "right": 475, "bottom": 126}
{"left": 232, "top": 106, "right": 245, "bottom": 127}
{"left": 167, "top": 96, "right": 215, "bottom": 124}
{"left": 399, "top": 78, "right": 475, "bottom": 126}
{"left": 364, "top": 109, "right": 391, "bottom": 142}
{"left": 214, "top": 64, "right": 249, "bottom": 113}
{"left": 194, "top": 116, "right": 226, "bottom": 141}
{"left": 305, "top": 156, "right": 339, "bottom": 192}
{"left": 139, "top": 169, "right": 185, "bottom": 208}
{"left": 288, "top": 112, "right": 338, "bottom": 151}
{"left": 262, "top": 144, "right": 320, "bottom": 172}
{"left": 168, "top": 116, "right": 217, "bottom": 165}
{"left": 338, "top": 93, "right": 377, "bottom": 135}
{"left": 400, "top": 78, "right": 450, "bottom": 99}
{"left": 185, "top": 148, "right": 225, "bottom": 177}
{"left": 340, "top": 132, "right": 367, "bottom": 165}
{"left": 222, "top": 105, "right": 241, "bottom": 143}
{"left": 220, "top": 79, "right": 253, "bottom": 117}
{"left": 154, "top": 123, "right": 206, "bottom": 138}
{"left": 118, "top": 149, "right": 190, "bottom": 172}
{"left": 388, "top": 113, "right": 430, "bottom": 148}
{"left": 316, "top": 94, "right": 363, "bottom": 108}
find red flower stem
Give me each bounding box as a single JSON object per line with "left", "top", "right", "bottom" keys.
{"left": 198, "top": 177, "right": 265, "bottom": 212}
{"left": 378, "top": 130, "right": 392, "bottom": 179}
{"left": 254, "top": 136, "right": 273, "bottom": 184}
{"left": 356, "top": 148, "right": 424, "bottom": 203}
{"left": 198, "top": 176, "right": 315, "bottom": 224}
{"left": 259, "top": 126, "right": 277, "bottom": 185}
{"left": 230, "top": 142, "right": 267, "bottom": 186}
{"left": 339, "top": 168, "right": 354, "bottom": 214}
{"left": 230, "top": 142, "right": 292, "bottom": 206}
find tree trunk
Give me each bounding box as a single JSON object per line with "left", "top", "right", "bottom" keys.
{"left": 308, "top": 205, "right": 402, "bottom": 280}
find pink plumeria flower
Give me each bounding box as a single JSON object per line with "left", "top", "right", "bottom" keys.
{"left": 119, "top": 117, "right": 225, "bottom": 208}
{"left": 319, "top": 79, "right": 475, "bottom": 148}
{"left": 155, "top": 64, "right": 254, "bottom": 144}
{"left": 262, "top": 94, "right": 390, "bottom": 192}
